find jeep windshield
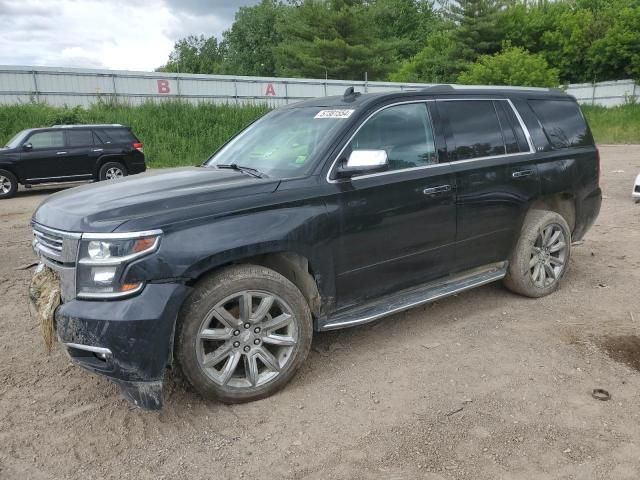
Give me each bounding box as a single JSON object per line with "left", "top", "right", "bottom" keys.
{"left": 205, "top": 107, "right": 354, "bottom": 178}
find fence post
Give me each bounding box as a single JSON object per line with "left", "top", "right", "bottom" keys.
{"left": 112, "top": 74, "right": 117, "bottom": 103}
{"left": 591, "top": 81, "right": 596, "bottom": 106}
{"left": 32, "top": 71, "right": 39, "bottom": 103}
{"left": 233, "top": 79, "right": 238, "bottom": 105}
{"left": 284, "top": 81, "right": 288, "bottom": 104}
{"left": 633, "top": 81, "right": 638, "bottom": 104}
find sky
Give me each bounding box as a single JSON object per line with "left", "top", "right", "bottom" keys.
{"left": 0, "top": 0, "right": 259, "bottom": 71}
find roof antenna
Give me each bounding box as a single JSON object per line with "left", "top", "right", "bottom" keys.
{"left": 343, "top": 86, "right": 361, "bottom": 102}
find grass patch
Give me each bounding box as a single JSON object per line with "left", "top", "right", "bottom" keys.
{"left": 582, "top": 104, "right": 640, "bottom": 144}
{"left": 0, "top": 102, "right": 270, "bottom": 168}
{"left": 1, "top": 102, "right": 638, "bottom": 169}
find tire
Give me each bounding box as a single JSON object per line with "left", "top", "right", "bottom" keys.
{"left": 98, "top": 161, "right": 127, "bottom": 181}
{"left": 504, "top": 210, "right": 571, "bottom": 298}
{"left": 0, "top": 169, "right": 18, "bottom": 199}
{"left": 175, "top": 264, "right": 313, "bottom": 404}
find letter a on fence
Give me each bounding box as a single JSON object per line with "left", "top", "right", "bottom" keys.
{"left": 157, "top": 80, "right": 171, "bottom": 94}
{"left": 265, "top": 83, "right": 276, "bottom": 96}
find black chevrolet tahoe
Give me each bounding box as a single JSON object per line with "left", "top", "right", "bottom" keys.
{"left": 30, "top": 86, "right": 601, "bottom": 410}
{"left": 0, "top": 124, "right": 146, "bottom": 199}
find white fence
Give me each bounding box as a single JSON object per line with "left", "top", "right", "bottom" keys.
{"left": 0, "top": 65, "right": 636, "bottom": 108}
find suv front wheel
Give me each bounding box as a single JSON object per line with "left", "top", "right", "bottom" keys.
{"left": 504, "top": 210, "right": 571, "bottom": 298}
{"left": 0, "top": 169, "right": 18, "bottom": 199}
{"left": 176, "top": 265, "right": 313, "bottom": 403}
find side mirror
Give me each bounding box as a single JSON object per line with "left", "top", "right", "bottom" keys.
{"left": 22, "top": 143, "right": 33, "bottom": 152}
{"left": 336, "top": 149, "right": 388, "bottom": 178}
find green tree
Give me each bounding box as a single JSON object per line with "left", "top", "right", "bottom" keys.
{"left": 589, "top": 6, "right": 640, "bottom": 81}
{"left": 159, "top": 35, "right": 224, "bottom": 74}
{"left": 457, "top": 45, "right": 560, "bottom": 87}
{"left": 447, "top": 0, "right": 506, "bottom": 61}
{"left": 274, "top": 0, "right": 400, "bottom": 80}
{"left": 222, "top": 0, "right": 285, "bottom": 76}
{"left": 368, "top": 0, "right": 441, "bottom": 59}
{"left": 391, "top": 30, "right": 469, "bottom": 83}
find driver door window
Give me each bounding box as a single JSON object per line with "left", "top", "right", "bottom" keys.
{"left": 28, "top": 131, "right": 65, "bottom": 150}
{"left": 350, "top": 103, "right": 437, "bottom": 172}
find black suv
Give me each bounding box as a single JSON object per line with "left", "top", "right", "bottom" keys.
{"left": 0, "top": 124, "right": 146, "bottom": 198}
{"left": 30, "top": 86, "right": 601, "bottom": 410}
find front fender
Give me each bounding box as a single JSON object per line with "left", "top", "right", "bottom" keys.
{"left": 123, "top": 200, "right": 336, "bottom": 300}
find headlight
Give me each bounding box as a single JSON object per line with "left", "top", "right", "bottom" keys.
{"left": 76, "top": 230, "right": 162, "bottom": 299}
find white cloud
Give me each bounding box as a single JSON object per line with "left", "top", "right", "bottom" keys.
{"left": 0, "top": 0, "right": 259, "bottom": 71}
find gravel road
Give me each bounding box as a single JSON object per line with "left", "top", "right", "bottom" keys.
{"left": 1, "top": 145, "right": 640, "bottom": 479}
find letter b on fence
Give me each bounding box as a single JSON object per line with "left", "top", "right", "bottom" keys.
{"left": 157, "top": 80, "right": 171, "bottom": 94}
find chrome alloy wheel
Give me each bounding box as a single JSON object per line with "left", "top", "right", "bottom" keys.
{"left": 0, "top": 175, "right": 11, "bottom": 194}
{"left": 530, "top": 223, "right": 568, "bottom": 288}
{"left": 105, "top": 167, "right": 124, "bottom": 180}
{"left": 196, "top": 290, "right": 299, "bottom": 388}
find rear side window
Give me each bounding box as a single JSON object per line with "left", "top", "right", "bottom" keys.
{"left": 67, "top": 129, "right": 94, "bottom": 147}
{"left": 94, "top": 128, "right": 135, "bottom": 144}
{"left": 28, "top": 131, "right": 65, "bottom": 149}
{"left": 350, "top": 103, "right": 437, "bottom": 171}
{"left": 528, "top": 99, "right": 592, "bottom": 149}
{"left": 438, "top": 100, "right": 505, "bottom": 160}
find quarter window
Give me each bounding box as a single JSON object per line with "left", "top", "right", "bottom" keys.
{"left": 439, "top": 100, "right": 505, "bottom": 160}
{"left": 529, "top": 99, "right": 592, "bottom": 149}
{"left": 67, "top": 130, "right": 94, "bottom": 147}
{"left": 28, "top": 131, "right": 65, "bottom": 149}
{"left": 350, "top": 103, "right": 437, "bottom": 171}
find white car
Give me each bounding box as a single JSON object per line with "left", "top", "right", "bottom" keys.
{"left": 634, "top": 173, "right": 640, "bottom": 202}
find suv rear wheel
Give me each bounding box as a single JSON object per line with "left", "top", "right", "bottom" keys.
{"left": 98, "top": 161, "right": 127, "bottom": 181}
{"left": 0, "top": 169, "right": 18, "bottom": 199}
{"left": 176, "top": 265, "right": 313, "bottom": 403}
{"left": 504, "top": 210, "right": 571, "bottom": 298}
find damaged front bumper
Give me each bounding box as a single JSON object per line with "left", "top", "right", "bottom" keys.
{"left": 56, "top": 282, "right": 191, "bottom": 410}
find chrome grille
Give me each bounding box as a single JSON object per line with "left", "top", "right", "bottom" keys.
{"left": 32, "top": 223, "right": 81, "bottom": 302}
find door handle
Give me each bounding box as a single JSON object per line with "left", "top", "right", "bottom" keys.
{"left": 512, "top": 169, "right": 533, "bottom": 178}
{"left": 91, "top": 148, "right": 103, "bottom": 152}
{"left": 56, "top": 151, "right": 68, "bottom": 155}
{"left": 423, "top": 185, "right": 452, "bottom": 195}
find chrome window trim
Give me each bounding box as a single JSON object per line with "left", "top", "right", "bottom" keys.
{"left": 81, "top": 229, "right": 163, "bottom": 240}
{"left": 326, "top": 98, "right": 536, "bottom": 184}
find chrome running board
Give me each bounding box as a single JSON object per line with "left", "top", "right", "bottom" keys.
{"left": 319, "top": 261, "right": 508, "bottom": 331}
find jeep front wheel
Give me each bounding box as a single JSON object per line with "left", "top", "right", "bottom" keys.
{"left": 176, "top": 265, "right": 313, "bottom": 403}
{"left": 504, "top": 210, "right": 571, "bottom": 298}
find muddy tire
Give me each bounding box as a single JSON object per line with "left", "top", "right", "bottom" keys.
{"left": 504, "top": 210, "right": 571, "bottom": 298}
{"left": 0, "top": 169, "right": 18, "bottom": 199}
{"left": 175, "top": 264, "right": 313, "bottom": 404}
{"left": 98, "top": 162, "right": 127, "bottom": 181}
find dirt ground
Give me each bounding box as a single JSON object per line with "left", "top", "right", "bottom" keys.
{"left": 1, "top": 145, "right": 640, "bottom": 480}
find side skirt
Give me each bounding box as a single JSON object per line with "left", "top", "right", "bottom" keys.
{"left": 319, "top": 261, "right": 508, "bottom": 331}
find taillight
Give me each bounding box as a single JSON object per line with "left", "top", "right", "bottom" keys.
{"left": 133, "top": 142, "right": 144, "bottom": 153}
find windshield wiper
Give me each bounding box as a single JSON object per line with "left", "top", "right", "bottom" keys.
{"left": 216, "top": 163, "right": 267, "bottom": 178}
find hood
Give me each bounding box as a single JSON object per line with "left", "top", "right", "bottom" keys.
{"left": 33, "top": 167, "right": 280, "bottom": 233}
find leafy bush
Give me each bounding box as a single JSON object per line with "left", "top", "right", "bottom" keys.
{"left": 457, "top": 46, "right": 560, "bottom": 87}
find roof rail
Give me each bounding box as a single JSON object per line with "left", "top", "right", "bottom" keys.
{"left": 421, "top": 84, "right": 456, "bottom": 92}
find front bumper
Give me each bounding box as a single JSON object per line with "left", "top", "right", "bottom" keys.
{"left": 56, "top": 282, "right": 192, "bottom": 410}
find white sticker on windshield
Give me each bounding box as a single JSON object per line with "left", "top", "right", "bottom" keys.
{"left": 314, "top": 109, "right": 355, "bottom": 119}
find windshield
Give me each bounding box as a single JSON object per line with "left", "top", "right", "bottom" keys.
{"left": 205, "top": 107, "right": 354, "bottom": 178}
{"left": 4, "top": 130, "right": 28, "bottom": 149}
